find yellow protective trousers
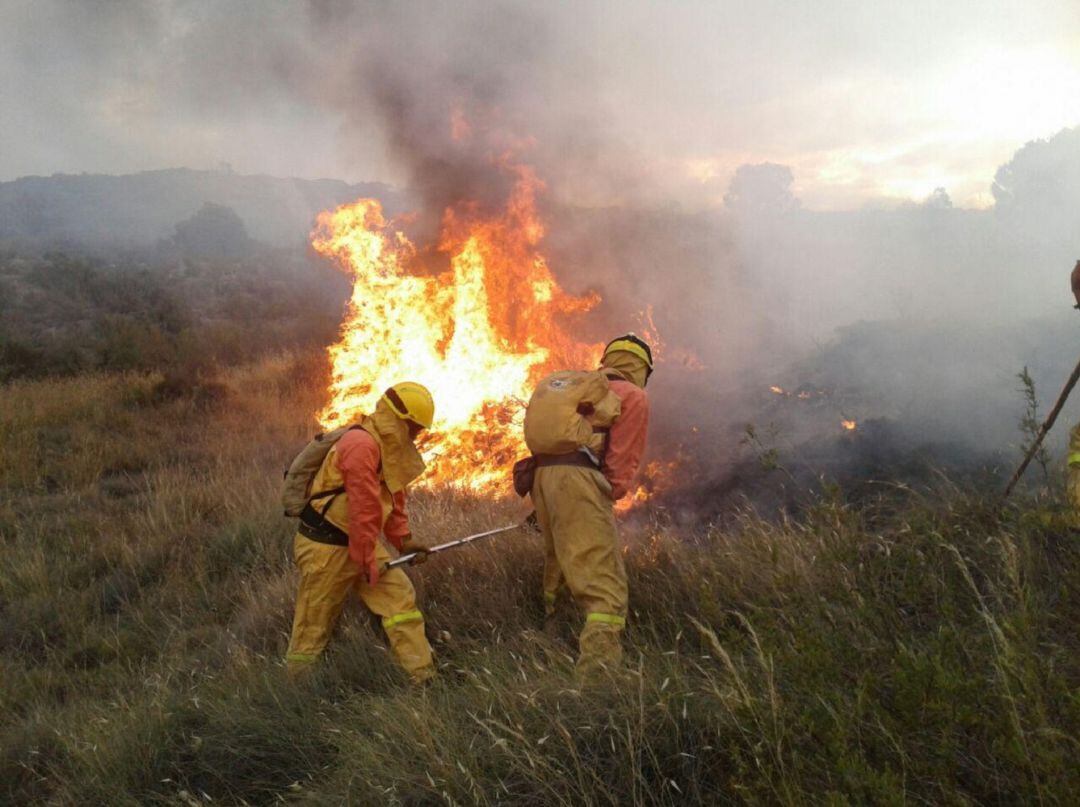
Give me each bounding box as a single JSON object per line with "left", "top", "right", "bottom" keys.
{"left": 285, "top": 534, "right": 434, "bottom": 683}
{"left": 532, "top": 464, "right": 628, "bottom": 678}
{"left": 1068, "top": 423, "right": 1080, "bottom": 517}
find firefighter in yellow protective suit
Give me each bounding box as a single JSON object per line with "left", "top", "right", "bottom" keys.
{"left": 285, "top": 382, "right": 436, "bottom": 683}
{"left": 1069, "top": 261, "right": 1080, "bottom": 512}
{"left": 532, "top": 335, "right": 653, "bottom": 679}
{"left": 1068, "top": 424, "right": 1080, "bottom": 513}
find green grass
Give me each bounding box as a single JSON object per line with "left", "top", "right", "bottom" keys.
{"left": 2, "top": 355, "right": 1078, "bottom": 804}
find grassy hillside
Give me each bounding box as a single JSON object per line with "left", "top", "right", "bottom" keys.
{"left": 0, "top": 250, "right": 347, "bottom": 383}
{"left": 2, "top": 354, "right": 1078, "bottom": 805}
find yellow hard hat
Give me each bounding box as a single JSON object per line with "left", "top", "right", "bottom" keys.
{"left": 382, "top": 381, "right": 435, "bottom": 430}
{"left": 603, "top": 333, "right": 654, "bottom": 374}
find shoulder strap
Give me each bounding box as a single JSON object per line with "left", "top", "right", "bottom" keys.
{"left": 308, "top": 485, "right": 346, "bottom": 501}
{"left": 310, "top": 424, "right": 367, "bottom": 496}
{"left": 306, "top": 422, "right": 373, "bottom": 506}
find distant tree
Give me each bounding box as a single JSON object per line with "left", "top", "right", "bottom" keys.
{"left": 724, "top": 163, "right": 800, "bottom": 216}
{"left": 991, "top": 126, "right": 1080, "bottom": 236}
{"left": 170, "top": 202, "right": 256, "bottom": 259}
{"left": 923, "top": 187, "right": 953, "bottom": 209}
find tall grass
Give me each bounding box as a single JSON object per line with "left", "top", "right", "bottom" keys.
{"left": 1, "top": 354, "right": 1077, "bottom": 804}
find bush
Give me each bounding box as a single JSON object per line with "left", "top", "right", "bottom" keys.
{"left": 0, "top": 338, "right": 43, "bottom": 383}
{"left": 97, "top": 317, "right": 177, "bottom": 372}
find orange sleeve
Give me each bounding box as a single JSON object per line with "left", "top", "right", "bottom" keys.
{"left": 602, "top": 380, "right": 650, "bottom": 500}
{"left": 383, "top": 489, "right": 411, "bottom": 551}
{"left": 335, "top": 429, "right": 383, "bottom": 582}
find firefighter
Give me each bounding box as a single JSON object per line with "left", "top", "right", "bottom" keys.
{"left": 1068, "top": 261, "right": 1080, "bottom": 513}
{"left": 285, "top": 382, "right": 436, "bottom": 683}
{"left": 530, "top": 334, "right": 652, "bottom": 679}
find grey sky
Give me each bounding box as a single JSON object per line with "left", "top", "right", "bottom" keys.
{"left": 2, "top": 0, "right": 1079, "bottom": 208}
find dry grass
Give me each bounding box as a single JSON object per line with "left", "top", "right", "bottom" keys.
{"left": 2, "top": 353, "right": 1078, "bottom": 805}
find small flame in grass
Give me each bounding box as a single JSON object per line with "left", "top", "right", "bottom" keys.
{"left": 772, "top": 385, "right": 857, "bottom": 433}
{"left": 769, "top": 384, "right": 825, "bottom": 400}
{"left": 614, "top": 458, "right": 680, "bottom": 513}
{"left": 615, "top": 485, "right": 651, "bottom": 514}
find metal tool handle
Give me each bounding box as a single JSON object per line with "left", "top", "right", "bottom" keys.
{"left": 1003, "top": 354, "right": 1080, "bottom": 499}
{"left": 385, "top": 523, "right": 521, "bottom": 569}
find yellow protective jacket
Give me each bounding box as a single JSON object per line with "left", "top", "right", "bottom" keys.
{"left": 308, "top": 399, "right": 426, "bottom": 582}
{"left": 309, "top": 428, "right": 411, "bottom": 583}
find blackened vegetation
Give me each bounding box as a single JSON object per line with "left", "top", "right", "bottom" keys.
{"left": 641, "top": 314, "right": 1080, "bottom": 523}
{"left": 666, "top": 418, "right": 1004, "bottom": 525}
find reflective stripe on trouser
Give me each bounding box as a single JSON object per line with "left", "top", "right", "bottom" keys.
{"left": 532, "top": 464, "right": 627, "bottom": 676}
{"left": 286, "top": 533, "right": 434, "bottom": 681}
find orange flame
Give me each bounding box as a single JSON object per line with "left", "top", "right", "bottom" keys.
{"left": 614, "top": 458, "right": 680, "bottom": 513}
{"left": 841, "top": 419, "right": 857, "bottom": 431}
{"left": 310, "top": 162, "right": 600, "bottom": 490}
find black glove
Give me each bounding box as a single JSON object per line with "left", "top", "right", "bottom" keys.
{"left": 400, "top": 534, "right": 430, "bottom": 565}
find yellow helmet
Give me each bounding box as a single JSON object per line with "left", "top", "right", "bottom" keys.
{"left": 382, "top": 381, "right": 435, "bottom": 430}
{"left": 603, "top": 333, "right": 654, "bottom": 379}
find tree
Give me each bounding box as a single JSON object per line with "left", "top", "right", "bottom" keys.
{"left": 724, "top": 163, "right": 800, "bottom": 216}
{"left": 991, "top": 126, "right": 1080, "bottom": 235}
{"left": 923, "top": 187, "right": 952, "bottom": 209}
{"left": 170, "top": 202, "right": 256, "bottom": 259}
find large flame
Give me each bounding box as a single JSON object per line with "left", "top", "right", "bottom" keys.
{"left": 311, "top": 163, "right": 599, "bottom": 490}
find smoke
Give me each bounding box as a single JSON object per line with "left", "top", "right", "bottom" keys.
{"left": 296, "top": 1, "right": 630, "bottom": 251}
{"left": 540, "top": 128, "right": 1080, "bottom": 509}
{"left": 6, "top": 0, "right": 1080, "bottom": 502}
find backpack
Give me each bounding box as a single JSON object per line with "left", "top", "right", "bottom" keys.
{"left": 523, "top": 370, "right": 622, "bottom": 456}
{"left": 281, "top": 425, "right": 361, "bottom": 517}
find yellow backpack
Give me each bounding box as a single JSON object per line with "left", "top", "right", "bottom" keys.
{"left": 523, "top": 370, "right": 622, "bottom": 456}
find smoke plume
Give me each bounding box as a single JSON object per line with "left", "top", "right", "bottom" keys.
{"left": 5, "top": 0, "right": 1080, "bottom": 505}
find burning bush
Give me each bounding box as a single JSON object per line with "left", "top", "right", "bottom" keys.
{"left": 309, "top": 161, "right": 605, "bottom": 491}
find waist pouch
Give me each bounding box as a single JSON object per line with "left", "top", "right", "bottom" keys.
{"left": 512, "top": 451, "right": 601, "bottom": 497}
{"left": 298, "top": 501, "right": 349, "bottom": 547}
{"left": 512, "top": 457, "right": 537, "bottom": 497}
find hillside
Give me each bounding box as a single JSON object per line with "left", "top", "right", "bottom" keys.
{"left": 1, "top": 354, "right": 1077, "bottom": 804}
{"left": 0, "top": 169, "right": 405, "bottom": 249}
{"left": 0, "top": 250, "right": 348, "bottom": 382}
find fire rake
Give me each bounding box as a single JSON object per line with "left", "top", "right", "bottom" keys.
{"left": 386, "top": 523, "right": 525, "bottom": 569}
{"left": 1003, "top": 355, "right": 1080, "bottom": 499}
